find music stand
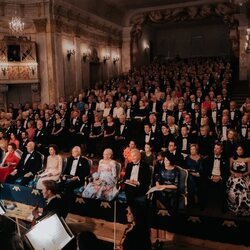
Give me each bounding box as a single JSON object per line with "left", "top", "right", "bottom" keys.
{"left": 25, "top": 213, "right": 74, "bottom": 250}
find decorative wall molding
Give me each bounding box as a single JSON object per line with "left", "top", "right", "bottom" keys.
{"left": 33, "top": 18, "right": 47, "bottom": 33}
{"left": 129, "top": 2, "right": 240, "bottom": 65}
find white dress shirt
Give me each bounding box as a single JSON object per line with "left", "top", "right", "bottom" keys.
{"left": 130, "top": 163, "right": 140, "bottom": 181}
{"left": 70, "top": 157, "right": 79, "bottom": 176}
{"left": 212, "top": 156, "right": 221, "bottom": 176}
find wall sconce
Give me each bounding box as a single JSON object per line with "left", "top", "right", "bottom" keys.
{"left": 103, "top": 55, "right": 110, "bottom": 63}
{"left": 82, "top": 51, "right": 90, "bottom": 62}
{"left": 113, "top": 57, "right": 119, "bottom": 64}
{"left": 1, "top": 66, "right": 8, "bottom": 76}
{"left": 29, "top": 66, "right": 36, "bottom": 75}
{"left": 245, "top": 28, "right": 250, "bottom": 53}
{"left": 67, "top": 49, "right": 75, "bottom": 61}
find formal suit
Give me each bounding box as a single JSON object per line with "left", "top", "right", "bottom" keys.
{"left": 19, "top": 138, "right": 29, "bottom": 153}
{"left": 114, "top": 121, "right": 131, "bottom": 159}
{"left": 176, "top": 135, "right": 191, "bottom": 156}
{"left": 39, "top": 196, "right": 68, "bottom": 219}
{"left": 63, "top": 156, "right": 90, "bottom": 189}
{"left": 33, "top": 129, "right": 47, "bottom": 154}
{"left": 6, "top": 150, "right": 43, "bottom": 185}
{"left": 123, "top": 161, "right": 151, "bottom": 202}
{"left": 200, "top": 155, "right": 229, "bottom": 211}
{"left": 13, "top": 126, "right": 25, "bottom": 140}
{"left": 75, "top": 121, "right": 90, "bottom": 147}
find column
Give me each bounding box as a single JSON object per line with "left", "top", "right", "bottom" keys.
{"left": 0, "top": 84, "right": 8, "bottom": 110}
{"left": 238, "top": 26, "right": 249, "bottom": 80}
{"left": 122, "top": 27, "right": 132, "bottom": 73}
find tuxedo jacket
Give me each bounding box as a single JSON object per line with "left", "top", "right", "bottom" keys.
{"left": 33, "top": 129, "right": 47, "bottom": 147}
{"left": 77, "top": 122, "right": 90, "bottom": 138}
{"left": 13, "top": 127, "right": 26, "bottom": 140}
{"left": 17, "top": 150, "right": 43, "bottom": 176}
{"left": 43, "top": 119, "right": 53, "bottom": 135}
{"left": 176, "top": 135, "right": 192, "bottom": 154}
{"left": 40, "top": 197, "right": 68, "bottom": 219}
{"left": 63, "top": 156, "right": 90, "bottom": 183}
{"left": 237, "top": 123, "right": 250, "bottom": 140}
{"left": 19, "top": 139, "right": 30, "bottom": 153}
{"left": 69, "top": 118, "right": 81, "bottom": 133}
{"left": 124, "top": 161, "right": 151, "bottom": 197}
{"left": 114, "top": 121, "right": 131, "bottom": 141}
{"left": 229, "top": 109, "right": 242, "bottom": 127}
{"left": 148, "top": 100, "right": 162, "bottom": 114}
{"left": 202, "top": 154, "right": 229, "bottom": 182}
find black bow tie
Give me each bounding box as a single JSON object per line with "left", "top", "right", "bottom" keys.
{"left": 214, "top": 157, "right": 221, "bottom": 160}
{"left": 242, "top": 125, "right": 247, "bottom": 128}
{"left": 73, "top": 158, "right": 78, "bottom": 161}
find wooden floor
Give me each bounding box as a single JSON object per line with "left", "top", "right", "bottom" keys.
{"left": 2, "top": 200, "right": 250, "bottom": 250}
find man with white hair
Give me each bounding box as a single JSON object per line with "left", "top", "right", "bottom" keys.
{"left": 62, "top": 146, "right": 90, "bottom": 191}
{"left": 123, "top": 148, "right": 151, "bottom": 202}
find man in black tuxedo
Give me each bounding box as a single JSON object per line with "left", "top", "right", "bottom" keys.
{"left": 197, "top": 126, "right": 214, "bottom": 157}
{"left": 165, "top": 141, "right": 184, "bottom": 168}
{"left": 75, "top": 114, "right": 90, "bottom": 152}
{"left": 148, "top": 95, "right": 162, "bottom": 114}
{"left": 19, "top": 131, "right": 29, "bottom": 153}
{"left": 123, "top": 149, "right": 151, "bottom": 203}
{"left": 229, "top": 101, "right": 241, "bottom": 127}
{"left": 33, "top": 120, "right": 47, "bottom": 154}
{"left": 138, "top": 124, "right": 157, "bottom": 150}
{"left": 200, "top": 143, "right": 229, "bottom": 211}
{"left": 32, "top": 180, "right": 68, "bottom": 221}
{"left": 6, "top": 141, "right": 43, "bottom": 186}
{"left": 68, "top": 111, "right": 81, "bottom": 149}
{"left": 62, "top": 146, "right": 90, "bottom": 191}
{"left": 114, "top": 115, "right": 131, "bottom": 159}
{"left": 13, "top": 119, "right": 25, "bottom": 141}
{"left": 176, "top": 125, "right": 191, "bottom": 157}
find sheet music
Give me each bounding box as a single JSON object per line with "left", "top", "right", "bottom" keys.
{"left": 146, "top": 186, "right": 166, "bottom": 195}
{"left": 26, "top": 214, "right": 73, "bottom": 250}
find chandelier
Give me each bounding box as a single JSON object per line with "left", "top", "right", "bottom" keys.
{"left": 9, "top": 15, "right": 24, "bottom": 34}
{"left": 9, "top": 0, "right": 24, "bottom": 35}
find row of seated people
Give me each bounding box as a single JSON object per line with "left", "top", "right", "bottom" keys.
{"left": 0, "top": 59, "right": 248, "bottom": 158}
{"left": 0, "top": 105, "right": 249, "bottom": 163}
{"left": 0, "top": 138, "right": 249, "bottom": 217}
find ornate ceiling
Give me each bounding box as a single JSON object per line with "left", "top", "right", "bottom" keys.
{"left": 63, "top": 0, "right": 232, "bottom": 26}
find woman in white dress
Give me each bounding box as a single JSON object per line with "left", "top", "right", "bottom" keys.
{"left": 36, "top": 144, "right": 62, "bottom": 189}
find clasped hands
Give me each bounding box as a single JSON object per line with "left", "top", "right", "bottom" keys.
{"left": 211, "top": 175, "right": 222, "bottom": 183}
